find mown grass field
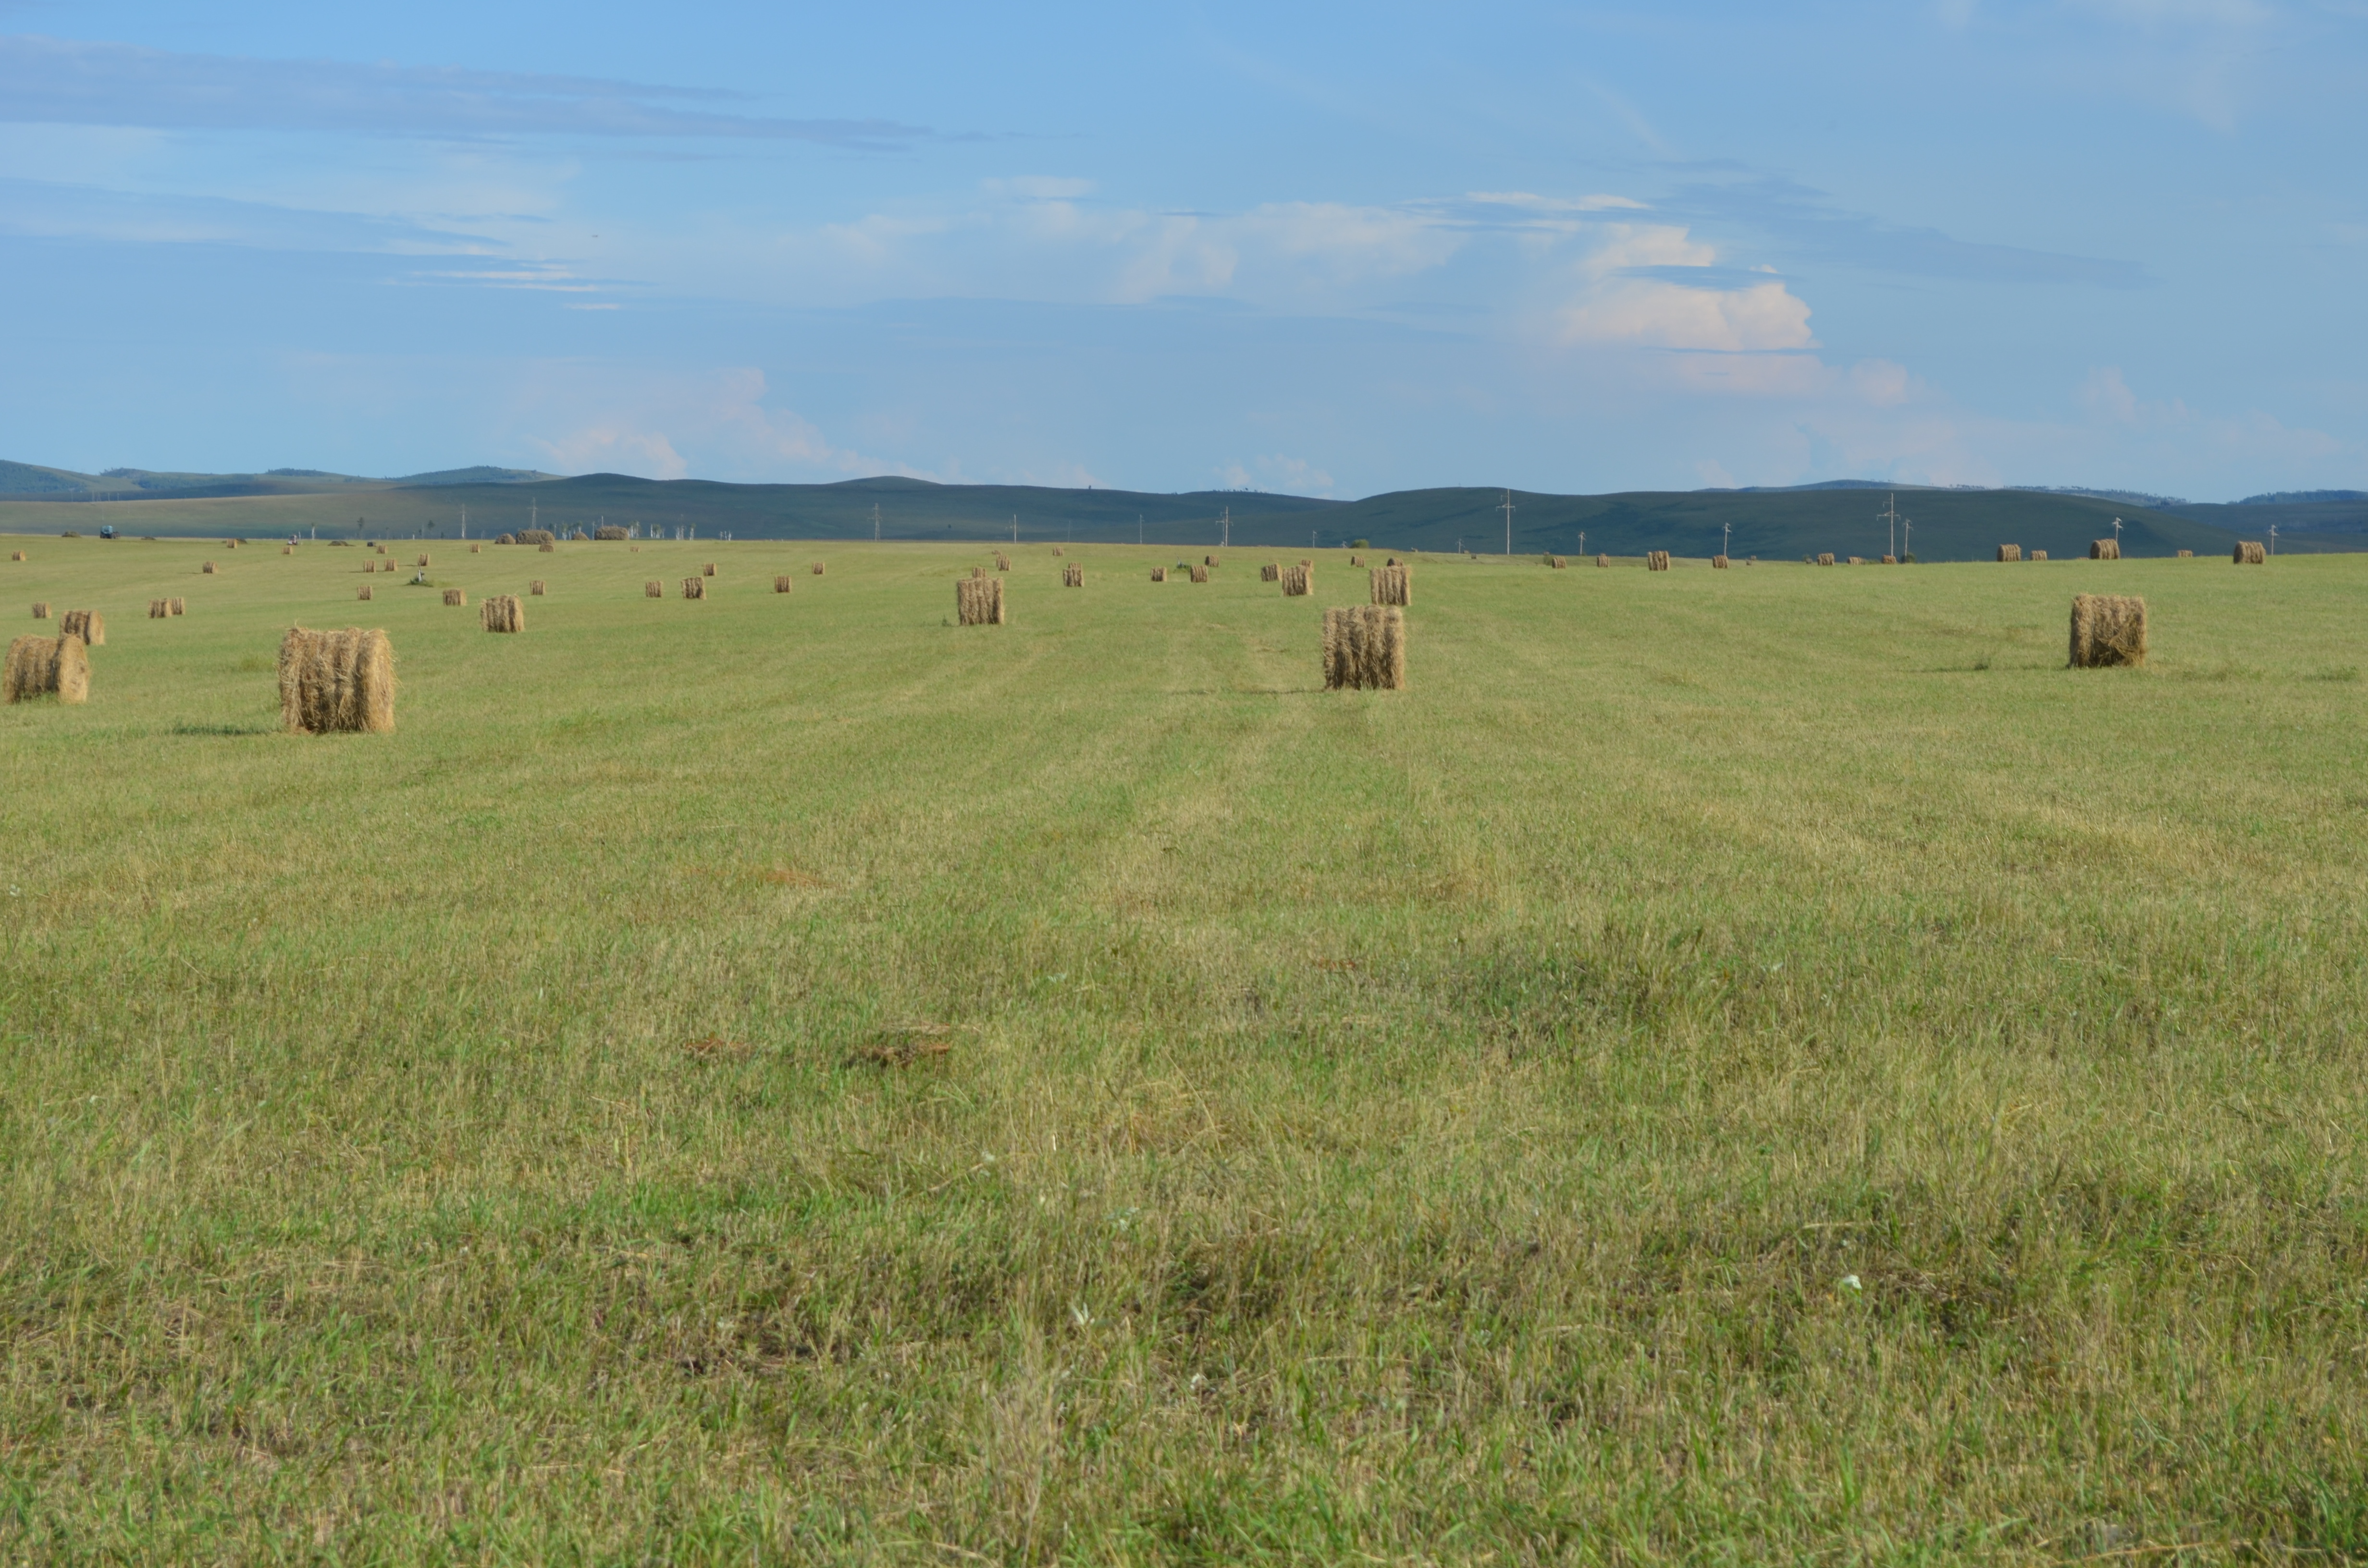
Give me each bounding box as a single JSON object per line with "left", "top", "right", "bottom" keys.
{"left": 3, "top": 537, "right": 2365, "bottom": 1564}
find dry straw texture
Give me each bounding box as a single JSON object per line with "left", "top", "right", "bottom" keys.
{"left": 538, "top": 542, "right": 556, "bottom": 553}
{"left": 1321, "top": 605, "right": 1408, "bottom": 691}
{"left": 282, "top": 547, "right": 293, "bottom": 556}
{"left": 4, "top": 633, "right": 89, "bottom": 705}
{"left": 1351, "top": 555, "right": 1366, "bottom": 567}
{"left": 682, "top": 577, "right": 705, "bottom": 600}
{"left": 1647, "top": 551, "right": 1672, "bottom": 572}
{"left": 812, "top": 562, "right": 826, "bottom": 575}
{"left": 1052, "top": 547, "right": 1065, "bottom": 557}
{"left": 1281, "top": 564, "right": 1312, "bottom": 597}
{"left": 971, "top": 566, "right": 986, "bottom": 579}
{"left": 1552, "top": 556, "right": 1568, "bottom": 569}
{"left": 645, "top": 580, "right": 663, "bottom": 599}
{"left": 170, "top": 598, "right": 185, "bottom": 615}
{"left": 703, "top": 563, "right": 717, "bottom": 576}
{"left": 442, "top": 589, "right": 467, "bottom": 608}
{"left": 516, "top": 530, "right": 554, "bottom": 547}
{"left": 203, "top": 561, "right": 218, "bottom": 574}
{"left": 957, "top": 574, "right": 1005, "bottom": 625}
{"left": 2090, "top": 539, "right": 2121, "bottom": 561}
{"left": 773, "top": 575, "right": 793, "bottom": 593}
{"left": 1882, "top": 555, "right": 1897, "bottom": 565}
{"left": 364, "top": 560, "right": 376, "bottom": 574}
{"left": 2178, "top": 549, "right": 2195, "bottom": 559}
{"left": 1817, "top": 553, "right": 1836, "bottom": 566}
{"left": 2069, "top": 594, "right": 2148, "bottom": 669}
{"left": 32, "top": 602, "right": 49, "bottom": 619}
{"left": 1261, "top": 564, "right": 1280, "bottom": 582}
{"left": 994, "top": 552, "right": 1011, "bottom": 572}
{"left": 60, "top": 610, "right": 103, "bottom": 646}
{"left": 1713, "top": 555, "right": 1730, "bottom": 569}
{"left": 279, "top": 627, "right": 395, "bottom": 734}
{"left": 1848, "top": 557, "right": 1865, "bottom": 566}
{"left": 1063, "top": 563, "right": 1084, "bottom": 588}
{"left": 357, "top": 586, "right": 373, "bottom": 601}
{"left": 530, "top": 580, "right": 545, "bottom": 596}
{"left": 149, "top": 600, "right": 168, "bottom": 620}
{"left": 481, "top": 595, "right": 525, "bottom": 634}
{"left": 1205, "top": 555, "right": 1219, "bottom": 567}
{"left": 1370, "top": 563, "right": 1412, "bottom": 606}
{"left": 2032, "top": 550, "right": 2048, "bottom": 561}
{"left": 1190, "top": 564, "right": 1210, "bottom": 583}
{"left": 2234, "top": 541, "right": 2266, "bottom": 565}
{"left": 1150, "top": 566, "right": 1167, "bottom": 582}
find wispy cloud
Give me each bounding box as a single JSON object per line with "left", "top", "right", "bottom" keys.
{"left": 0, "top": 34, "right": 933, "bottom": 149}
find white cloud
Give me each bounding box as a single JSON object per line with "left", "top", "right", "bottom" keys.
{"left": 1553, "top": 226, "right": 1815, "bottom": 355}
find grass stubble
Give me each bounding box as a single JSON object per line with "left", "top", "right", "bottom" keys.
{"left": 0, "top": 539, "right": 2365, "bottom": 1562}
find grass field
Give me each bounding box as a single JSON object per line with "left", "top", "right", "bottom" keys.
{"left": 3, "top": 538, "right": 2365, "bottom": 1564}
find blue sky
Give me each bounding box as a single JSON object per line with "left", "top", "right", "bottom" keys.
{"left": 2, "top": 1, "right": 2362, "bottom": 500}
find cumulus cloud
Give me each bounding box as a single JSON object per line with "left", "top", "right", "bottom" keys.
{"left": 1552, "top": 225, "right": 1816, "bottom": 356}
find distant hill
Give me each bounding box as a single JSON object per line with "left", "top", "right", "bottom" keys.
{"left": 0, "top": 460, "right": 557, "bottom": 502}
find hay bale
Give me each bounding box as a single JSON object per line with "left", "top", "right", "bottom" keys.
{"left": 442, "top": 589, "right": 466, "bottom": 607}
{"left": 59, "top": 610, "right": 103, "bottom": 646}
{"left": 1063, "top": 563, "right": 1084, "bottom": 587}
{"left": 1597, "top": 554, "right": 1610, "bottom": 567}
{"left": 703, "top": 563, "right": 716, "bottom": 576}
{"left": 1369, "top": 563, "right": 1411, "bottom": 606}
{"left": 1280, "top": 564, "right": 1312, "bottom": 596}
{"left": 1204, "top": 554, "right": 1218, "bottom": 567}
{"left": 682, "top": 576, "right": 705, "bottom": 600}
{"left": 279, "top": 626, "right": 395, "bottom": 733}
{"left": 2177, "top": 549, "right": 2195, "bottom": 559}
{"left": 498, "top": 534, "right": 516, "bottom": 546}
{"left": 4, "top": 633, "right": 89, "bottom": 704}
{"left": 1190, "top": 564, "right": 1210, "bottom": 583}
{"left": 169, "top": 598, "right": 185, "bottom": 616}
{"left": 481, "top": 594, "right": 525, "bottom": 633}
{"left": 594, "top": 525, "right": 628, "bottom": 540}
{"left": 971, "top": 565, "right": 986, "bottom": 579}
{"left": 1997, "top": 544, "right": 2022, "bottom": 562}
{"left": 282, "top": 546, "right": 293, "bottom": 556}
{"left": 469, "top": 543, "right": 481, "bottom": 554}
{"left": 1261, "top": 563, "right": 1280, "bottom": 582}
{"left": 364, "top": 560, "right": 376, "bottom": 574}
{"left": 203, "top": 560, "right": 218, "bottom": 574}
{"left": 957, "top": 575, "right": 1005, "bottom": 625}
{"left": 417, "top": 554, "right": 431, "bottom": 567}
{"left": 1712, "top": 555, "right": 1729, "bottom": 569}
{"left": 516, "top": 529, "right": 554, "bottom": 547}
{"left": 1847, "top": 556, "right": 1865, "bottom": 566}
{"left": 645, "top": 580, "right": 663, "bottom": 598}
{"left": 31, "top": 602, "right": 49, "bottom": 619}
{"left": 149, "top": 600, "right": 168, "bottom": 619}
{"left": 1150, "top": 565, "right": 1167, "bottom": 582}
{"left": 1551, "top": 556, "right": 1567, "bottom": 568}
{"left": 2234, "top": 540, "right": 2266, "bottom": 564}
{"left": 1053, "top": 547, "right": 1065, "bottom": 557}
{"left": 1816, "top": 553, "right": 1835, "bottom": 566}
{"left": 1352, "top": 555, "right": 1367, "bottom": 567}
{"left": 1647, "top": 551, "right": 1672, "bottom": 571}
{"left": 530, "top": 580, "right": 545, "bottom": 596}
{"left": 2031, "top": 550, "right": 2047, "bottom": 561}
{"left": 1321, "top": 605, "right": 1407, "bottom": 690}
{"left": 2090, "top": 539, "right": 2121, "bottom": 560}
{"left": 1881, "top": 555, "right": 1897, "bottom": 565}
{"left": 8, "top": 551, "right": 22, "bottom": 563}
{"left": 772, "top": 575, "right": 792, "bottom": 593}
{"left": 2069, "top": 594, "right": 2147, "bottom": 668}
{"left": 629, "top": 545, "right": 640, "bottom": 552}
{"left": 538, "top": 542, "right": 555, "bottom": 553}
{"left": 812, "top": 562, "right": 825, "bottom": 575}
{"left": 357, "top": 585, "right": 373, "bottom": 601}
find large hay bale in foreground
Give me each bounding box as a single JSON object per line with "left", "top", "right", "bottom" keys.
{"left": 2234, "top": 540, "right": 2266, "bottom": 564}
{"left": 279, "top": 627, "right": 395, "bottom": 733}
{"left": 31, "top": 602, "right": 49, "bottom": 619}
{"left": 357, "top": 585, "right": 373, "bottom": 600}
{"left": 530, "top": 580, "right": 545, "bottom": 596}
{"left": 1150, "top": 565, "right": 1167, "bottom": 581}
{"left": 4, "top": 633, "right": 89, "bottom": 705}
{"left": 1370, "top": 563, "right": 1411, "bottom": 606}
{"left": 1322, "top": 605, "right": 1406, "bottom": 690}
{"left": 2090, "top": 539, "right": 2121, "bottom": 560}
{"left": 442, "top": 588, "right": 466, "bottom": 608}
{"left": 1261, "top": 563, "right": 1280, "bottom": 582}
{"left": 645, "top": 580, "right": 663, "bottom": 598}
{"left": 60, "top": 610, "right": 103, "bottom": 645}
{"left": 1280, "top": 564, "right": 1312, "bottom": 596}
{"left": 682, "top": 576, "right": 705, "bottom": 600}
{"left": 1063, "top": 563, "right": 1083, "bottom": 587}
{"left": 1998, "top": 544, "right": 2022, "bottom": 562}
{"left": 481, "top": 594, "right": 525, "bottom": 633}
{"left": 1190, "top": 564, "right": 1210, "bottom": 583}
{"left": 957, "top": 575, "right": 1005, "bottom": 625}
{"left": 2069, "top": 594, "right": 2147, "bottom": 668}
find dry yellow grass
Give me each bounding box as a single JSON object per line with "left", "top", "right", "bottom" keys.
{"left": 2091, "top": 539, "right": 2122, "bottom": 561}
{"left": 2, "top": 632, "right": 88, "bottom": 705}
{"left": 278, "top": 626, "right": 395, "bottom": 734}
{"left": 2234, "top": 541, "right": 2267, "bottom": 564}
{"left": 957, "top": 574, "right": 1005, "bottom": 625}
{"left": 1280, "top": 564, "right": 1312, "bottom": 596}
{"left": 442, "top": 589, "right": 467, "bottom": 608}
{"left": 481, "top": 595, "right": 526, "bottom": 634}
{"left": 1369, "top": 563, "right": 1411, "bottom": 606}
{"left": 1321, "top": 604, "right": 1407, "bottom": 690}
{"left": 59, "top": 609, "right": 103, "bottom": 645}
{"left": 2069, "top": 593, "right": 2148, "bottom": 668}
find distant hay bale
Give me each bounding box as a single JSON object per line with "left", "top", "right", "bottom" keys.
{"left": 8, "top": 551, "right": 22, "bottom": 563}
{"left": 1352, "top": 555, "right": 1366, "bottom": 566}
{"left": 417, "top": 554, "right": 430, "bottom": 567}
{"left": 571, "top": 528, "right": 590, "bottom": 542}
{"left": 357, "top": 585, "right": 373, "bottom": 600}
{"left": 282, "top": 547, "right": 293, "bottom": 555}
{"left": 629, "top": 545, "right": 640, "bottom": 552}
{"left": 442, "top": 588, "right": 466, "bottom": 607}
{"left": 1280, "top": 564, "right": 1312, "bottom": 596}
{"left": 1053, "top": 547, "right": 1065, "bottom": 557}
{"left": 1190, "top": 564, "right": 1210, "bottom": 583}
{"left": 203, "top": 560, "right": 218, "bottom": 574}
{"left": 971, "top": 565, "right": 986, "bottom": 579}
{"left": 1150, "top": 565, "right": 1167, "bottom": 581}
{"left": 994, "top": 551, "right": 1011, "bottom": 572}
{"left": 1551, "top": 555, "right": 1567, "bottom": 568}
{"left": 2090, "top": 539, "right": 2121, "bottom": 560}
{"left": 59, "top": 609, "right": 103, "bottom": 646}
{"left": 149, "top": 599, "right": 168, "bottom": 619}
{"left": 682, "top": 576, "right": 705, "bottom": 600}
{"left": 1063, "top": 563, "right": 1084, "bottom": 587}
{"left": 2031, "top": 550, "right": 2047, "bottom": 561}
{"left": 1816, "top": 553, "right": 1835, "bottom": 566}
{"left": 2233, "top": 540, "right": 2266, "bottom": 564}
{"left": 1647, "top": 551, "right": 1672, "bottom": 571}
{"left": 773, "top": 574, "right": 793, "bottom": 593}
{"left": 1321, "top": 605, "right": 1407, "bottom": 691}
{"left": 594, "top": 525, "right": 629, "bottom": 540}
{"left": 812, "top": 562, "right": 825, "bottom": 575}
{"left": 1370, "top": 563, "right": 1411, "bottom": 606}
{"left": 1712, "top": 555, "right": 1729, "bottom": 569}
{"left": 2069, "top": 593, "right": 2147, "bottom": 668}
{"left": 2177, "top": 549, "right": 2195, "bottom": 559}
{"left": 957, "top": 574, "right": 1005, "bottom": 625}
{"left": 1847, "top": 556, "right": 1865, "bottom": 565}
{"left": 31, "top": 602, "right": 49, "bottom": 619}
{"left": 469, "top": 543, "right": 481, "bottom": 553}
{"left": 1997, "top": 544, "right": 2022, "bottom": 562}
{"left": 4, "top": 633, "right": 89, "bottom": 705}
{"left": 703, "top": 563, "right": 716, "bottom": 576}
{"left": 1597, "top": 554, "right": 1610, "bottom": 567}
{"left": 1204, "top": 554, "right": 1218, "bottom": 567}
{"left": 645, "top": 579, "right": 663, "bottom": 598}
{"left": 538, "top": 542, "right": 555, "bottom": 553}
{"left": 516, "top": 529, "right": 554, "bottom": 547}
{"left": 363, "top": 560, "right": 376, "bottom": 574}
{"left": 278, "top": 626, "right": 395, "bottom": 734}
{"left": 529, "top": 580, "right": 545, "bottom": 595}
{"left": 1261, "top": 563, "right": 1280, "bottom": 582}
{"left": 481, "top": 594, "right": 525, "bottom": 633}
{"left": 497, "top": 533, "right": 516, "bottom": 546}
{"left": 169, "top": 598, "right": 184, "bottom": 616}
{"left": 1881, "top": 554, "right": 1897, "bottom": 565}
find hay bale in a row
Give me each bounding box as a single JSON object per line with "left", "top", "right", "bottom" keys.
{"left": 1882, "top": 554, "right": 1897, "bottom": 565}
{"left": 442, "top": 589, "right": 466, "bottom": 608}
{"left": 813, "top": 562, "right": 826, "bottom": 576}
{"left": 1647, "top": 551, "right": 1672, "bottom": 572}
{"left": 646, "top": 580, "right": 663, "bottom": 599}
{"left": 1816, "top": 553, "right": 1836, "bottom": 566}
{"left": 418, "top": 554, "right": 431, "bottom": 567}
{"left": 364, "top": 560, "right": 378, "bottom": 574}
{"left": 703, "top": 563, "right": 716, "bottom": 576}
{"left": 1261, "top": 563, "right": 1280, "bottom": 582}
{"left": 774, "top": 575, "right": 793, "bottom": 593}
{"left": 2089, "top": 539, "right": 2120, "bottom": 560}
{"left": 2032, "top": 550, "right": 2048, "bottom": 561}
{"left": 470, "top": 543, "right": 481, "bottom": 554}
{"left": 530, "top": 580, "right": 545, "bottom": 596}
{"left": 594, "top": 525, "right": 629, "bottom": 540}
{"left": 516, "top": 530, "right": 554, "bottom": 547}
{"left": 149, "top": 600, "right": 169, "bottom": 619}
{"left": 1322, "top": 605, "right": 1406, "bottom": 691}
{"left": 1189, "top": 564, "right": 1210, "bottom": 583}
{"left": 8, "top": 551, "right": 23, "bottom": 563}
{"left": 1997, "top": 544, "right": 2022, "bottom": 562}
{"left": 1052, "top": 547, "right": 1065, "bottom": 557}
{"left": 538, "top": 541, "right": 555, "bottom": 554}
{"left": 1150, "top": 566, "right": 1167, "bottom": 582}
{"left": 1847, "top": 556, "right": 1865, "bottom": 565}
{"left": 280, "top": 627, "right": 394, "bottom": 733}
{"left": 682, "top": 577, "right": 705, "bottom": 600}
{"left": 2177, "top": 549, "right": 2195, "bottom": 559}
{"left": 4, "top": 633, "right": 88, "bottom": 704}
{"left": 60, "top": 609, "right": 102, "bottom": 645}
{"left": 1549, "top": 556, "right": 1566, "bottom": 569}
{"left": 481, "top": 595, "right": 525, "bottom": 634}
{"left": 2234, "top": 540, "right": 2266, "bottom": 564}
{"left": 994, "top": 551, "right": 1011, "bottom": 572}
{"left": 1204, "top": 554, "right": 1218, "bottom": 567}
{"left": 1370, "top": 563, "right": 1411, "bottom": 606}
{"left": 203, "top": 560, "right": 218, "bottom": 574}
{"left": 2069, "top": 594, "right": 2146, "bottom": 668}
{"left": 358, "top": 585, "right": 373, "bottom": 601}
{"left": 1713, "top": 555, "right": 1730, "bottom": 569}
{"left": 1597, "top": 555, "right": 1610, "bottom": 568}
{"left": 957, "top": 575, "right": 1004, "bottom": 625}
{"left": 1063, "top": 563, "right": 1084, "bottom": 588}
{"left": 1280, "top": 564, "right": 1312, "bottom": 597}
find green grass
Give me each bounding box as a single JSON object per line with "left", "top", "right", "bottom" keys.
{"left": 3, "top": 540, "right": 2366, "bottom": 1564}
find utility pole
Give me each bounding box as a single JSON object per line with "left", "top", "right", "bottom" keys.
{"left": 1221, "top": 507, "right": 1230, "bottom": 549}
{"left": 2269, "top": 522, "right": 2279, "bottom": 556}
{"left": 1500, "top": 490, "right": 1516, "bottom": 555}
{"left": 460, "top": 505, "right": 467, "bottom": 540}
{"left": 872, "top": 503, "right": 881, "bottom": 541}
{"left": 530, "top": 499, "right": 537, "bottom": 534}
{"left": 2111, "top": 516, "right": 2124, "bottom": 548}
{"left": 1722, "top": 519, "right": 1731, "bottom": 560}
{"left": 1011, "top": 514, "right": 1019, "bottom": 544}
{"left": 1577, "top": 530, "right": 1585, "bottom": 558}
